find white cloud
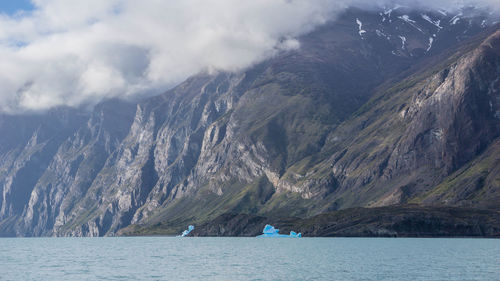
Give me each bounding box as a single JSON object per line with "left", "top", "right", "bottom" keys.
{"left": 0, "top": 0, "right": 498, "bottom": 113}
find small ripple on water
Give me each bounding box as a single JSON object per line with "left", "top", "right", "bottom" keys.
{"left": 0, "top": 237, "right": 499, "bottom": 280}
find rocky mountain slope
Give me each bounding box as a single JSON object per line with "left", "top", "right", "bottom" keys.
{"left": 0, "top": 6, "right": 499, "bottom": 236}
{"left": 315, "top": 27, "right": 500, "bottom": 210}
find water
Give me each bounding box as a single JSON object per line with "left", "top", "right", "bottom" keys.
{"left": 1, "top": 237, "right": 499, "bottom": 280}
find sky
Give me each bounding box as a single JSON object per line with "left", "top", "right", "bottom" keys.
{"left": 0, "top": 0, "right": 498, "bottom": 113}
{"left": 0, "top": 0, "right": 33, "bottom": 15}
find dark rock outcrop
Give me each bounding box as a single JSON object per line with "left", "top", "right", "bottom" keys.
{"left": 189, "top": 205, "right": 500, "bottom": 237}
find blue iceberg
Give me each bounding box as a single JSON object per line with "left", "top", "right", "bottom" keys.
{"left": 177, "top": 225, "right": 194, "bottom": 237}
{"left": 257, "top": 224, "right": 302, "bottom": 238}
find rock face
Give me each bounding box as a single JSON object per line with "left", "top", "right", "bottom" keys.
{"left": 0, "top": 108, "right": 89, "bottom": 236}
{"left": 0, "top": 7, "right": 499, "bottom": 236}
{"left": 0, "top": 100, "right": 136, "bottom": 236}
{"left": 321, "top": 28, "right": 500, "bottom": 210}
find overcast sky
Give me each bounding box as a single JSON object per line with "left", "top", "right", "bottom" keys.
{"left": 0, "top": 0, "right": 498, "bottom": 113}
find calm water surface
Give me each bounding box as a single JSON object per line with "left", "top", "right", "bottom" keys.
{"left": 0, "top": 237, "right": 499, "bottom": 280}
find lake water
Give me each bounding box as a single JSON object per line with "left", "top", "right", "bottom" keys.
{"left": 0, "top": 237, "right": 499, "bottom": 280}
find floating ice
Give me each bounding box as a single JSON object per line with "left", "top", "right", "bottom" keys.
{"left": 257, "top": 224, "right": 302, "bottom": 238}
{"left": 178, "top": 225, "right": 194, "bottom": 237}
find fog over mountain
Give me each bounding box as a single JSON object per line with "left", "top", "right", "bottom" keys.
{"left": 0, "top": 0, "right": 498, "bottom": 113}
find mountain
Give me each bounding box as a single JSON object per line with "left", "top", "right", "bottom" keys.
{"left": 0, "top": 6, "right": 499, "bottom": 236}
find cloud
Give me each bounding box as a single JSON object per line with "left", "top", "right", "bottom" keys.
{"left": 0, "top": 0, "right": 498, "bottom": 113}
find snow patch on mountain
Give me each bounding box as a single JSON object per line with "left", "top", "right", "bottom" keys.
{"left": 380, "top": 12, "right": 386, "bottom": 22}
{"left": 398, "top": 35, "right": 407, "bottom": 49}
{"left": 427, "top": 37, "right": 434, "bottom": 51}
{"left": 376, "top": 29, "right": 390, "bottom": 41}
{"left": 421, "top": 14, "right": 442, "bottom": 29}
{"left": 383, "top": 5, "right": 404, "bottom": 22}
{"left": 437, "top": 9, "right": 447, "bottom": 16}
{"left": 398, "top": 15, "right": 425, "bottom": 33}
{"left": 399, "top": 15, "right": 415, "bottom": 23}
{"left": 356, "top": 18, "right": 367, "bottom": 37}
{"left": 450, "top": 13, "right": 463, "bottom": 25}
